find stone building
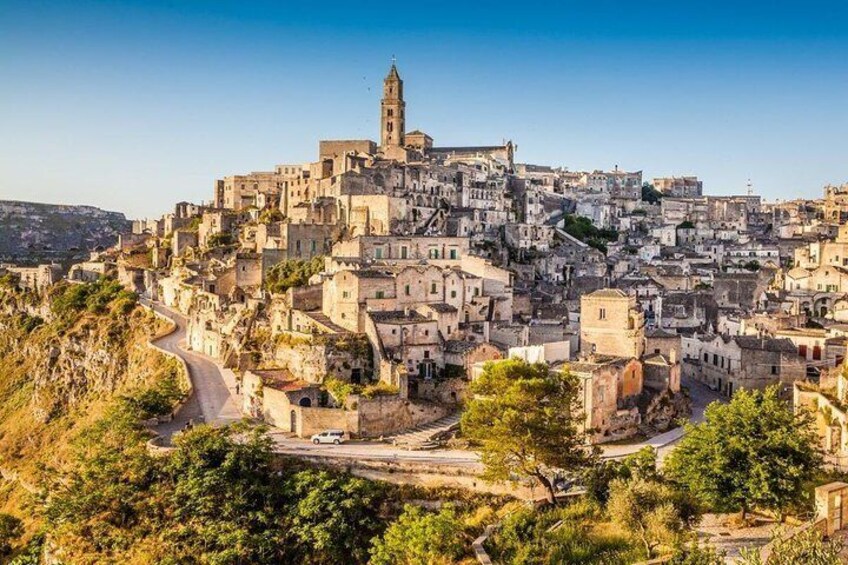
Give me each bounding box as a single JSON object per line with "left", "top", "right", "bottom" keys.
{"left": 795, "top": 373, "right": 848, "bottom": 465}
{"left": 579, "top": 289, "right": 645, "bottom": 358}
{"left": 215, "top": 171, "right": 281, "bottom": 211}
{"left": 683, "top": 334, "right": 805, "bottom": 396}
{"left": 380, "top": 63, "right": 406, "bottom": 157}
{"left": 565, "top": 356, "right": 643, "bottom": 443}
{"left": 1, "top": 263, "right": 63, "bottom": 292}
{"left": 653, "top": 176, "right": 703, "bottom": 198}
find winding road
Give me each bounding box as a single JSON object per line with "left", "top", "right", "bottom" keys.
{"left": 143, "top": 300, "right": 723, "bottom": 466}
{"left": 144, "top": 300, "right": 242, "bottom": 439}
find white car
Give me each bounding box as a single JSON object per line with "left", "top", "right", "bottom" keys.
{"left": 311, "top": 430, "right": 346, "bottom": 445}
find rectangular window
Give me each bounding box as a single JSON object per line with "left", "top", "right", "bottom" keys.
{"left": 375, "top": 248, "right": 383, "bottom": 259}
{"left": 424, "top": 350, "right": 430, "bottom": 359}
{"left": 449, "top": 249, "right": 458, "bottom": 259}
{"left": 599, "top": 308, "right": 606, "bottom": 320}
{"left": 451, "top": 290, "right": 457, "bottom": 299}
{"left": 401, "top": 246, "right": 408, "bottom": 259}
{"left": 430, "top": 282, "right": 437, "bottom": 294}
{"left": 376, "top": 291, "right": 385, "bottom": 299}
{"left": 404, "top": 284, "right": 410, "bottom": 296}
{"left": 771, "top": 365, "right": 779, "bottom": 375}
{"left": 342, "top": 291, "right": 350, "bottom": 299}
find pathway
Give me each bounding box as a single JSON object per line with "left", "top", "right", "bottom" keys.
{"left": 144, "top": 300, "right": 242, "bottom": 440}
{"left": 142, "top": 300, "right": 726, "bottom": 471}
{"left": 599, "top": 375, "right": 725, "bottom": 461}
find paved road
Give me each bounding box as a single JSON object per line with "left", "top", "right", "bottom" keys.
{"left": 144, "top": 301, "right": 242, "bottom": 439}
{"left": 271, "top": 431, "right": 482, "bottom": 468}
{"left": 599, "top": 375, "right": 725, "bottom": 461}
{"left": 143, "top": 300, "right": 725, "bottom": 467}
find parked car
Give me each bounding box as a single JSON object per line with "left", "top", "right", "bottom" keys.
{"left": 311, "top": 430, "right": 346, "bottom": 445}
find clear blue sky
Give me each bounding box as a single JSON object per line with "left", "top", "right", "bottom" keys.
{"left": 1, "top": 1, "right": 847, "bottom": 218}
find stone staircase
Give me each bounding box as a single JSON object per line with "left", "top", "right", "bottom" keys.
{"left": 384, "top": 412, "right": 462, "bottom": 450}
{"left": 303, "top": 311, "right": 350, "bottom": 334}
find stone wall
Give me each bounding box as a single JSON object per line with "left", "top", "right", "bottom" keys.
{"left": 356, "top": 395, "right": 451, "bottom": 438}
{"left": 297, "top": 405, "right": 358, "bottom": 437}
{"left": 270, "top": 333, "right": 371, "bottom": 384}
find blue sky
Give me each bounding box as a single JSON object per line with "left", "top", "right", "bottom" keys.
{"left": 1, "top": 1, "right": 847, "bottom": 218}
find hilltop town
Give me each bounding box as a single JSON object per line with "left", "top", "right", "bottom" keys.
{"left": 4, "top": 64, "right": 848, "bottom": 561}
{"left": 5, "top": 63, "right": 848, "bottom": 455}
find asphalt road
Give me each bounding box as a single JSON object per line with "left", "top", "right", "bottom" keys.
{"left": 143, "top": 300, "right": 725, "bottom": 466}
{"left": 144, "top": 300, "right": 242, "bottom": 439}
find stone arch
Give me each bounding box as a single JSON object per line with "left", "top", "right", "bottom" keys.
{"left": 299, "top": 397, "right": 312, "bottom": 407}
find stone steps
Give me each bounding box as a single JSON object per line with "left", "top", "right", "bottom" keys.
{"left": 385, "top": 412, "right": 462, "bottom": 448}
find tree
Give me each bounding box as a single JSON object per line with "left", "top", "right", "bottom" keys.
{"left": 0, "top": 513, "right": 22, "bottom": 556}
{"left": 264, "top": 256, "right": 324, "bottom": 294}
{"left": 664, "top": 386, "right": 821, "bottom": 520}
{"left": 607, "top": 477, "right": 697, "bottom": 557}
{"left": 163, "top": 424, "right": 290, "bottom": 563}
{"left": 738, "top": 526, "right": 843, "bottom": 564}
{"left": 461, "top": 359, "right": 598, "bottom": 504}
{"left": 370, "top": 504, "right": 467, "bottom": 565}
{"left": 207, "top": 231, "right": 235, "bottom": 248}
{"left": 581, "top": 446, "right": 659, "bottom": 505}
{"left": 642, "top": 183, "right": 663, "bottom": 204}
{"left": 284, "top": 470, "right": 390, "bottom": 564}
{"left": 668, "top": 540, "right": 725, "bottom": 565}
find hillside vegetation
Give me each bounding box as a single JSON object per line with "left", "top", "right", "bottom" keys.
{"left": 0, "top": 279, "right": 501, "bottom": 564}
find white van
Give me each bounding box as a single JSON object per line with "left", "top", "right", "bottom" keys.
{"left": 311, "top": 430, "right": 346, "bottom": 445}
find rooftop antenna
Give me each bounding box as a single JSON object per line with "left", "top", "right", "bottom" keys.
{"left": 391, "top": 54, "right": 397, "bottom": 66}
{"left": 747, "top": 178, "right": 753, "bottom": 196}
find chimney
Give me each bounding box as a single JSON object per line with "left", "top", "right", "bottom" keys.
{"left": 670, "top": 348, "right": 677, "bottom": 365}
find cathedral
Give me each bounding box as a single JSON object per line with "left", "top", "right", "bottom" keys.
{"left": 375, "top": 62, "right": 515, "bottom": 169}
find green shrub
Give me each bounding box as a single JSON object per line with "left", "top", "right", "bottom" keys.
{"left": 0, "top": 513, "right": 22, "bottom": 556}
{"left": 264, "top": 256, "right": 324, "bottom": 294}
{"left": 50, "top": 278, "right": 137, "bottom": 318}
{"left": 488, "top": 504, "right": 640, "bottom": 564}
{"left": 207, "top": 231, "right": 235, "bottom": 248}
{"left": 18, "top": 313, "right": 43, "bottom": 333}
{"left": 370, "top": 504, "right": 467, "bottom": 565}
{"left": 361, "top": 381, "right": 399, "bottom": 398}
{"left": 324, "top": 377, "right": 360, "bottom": 406}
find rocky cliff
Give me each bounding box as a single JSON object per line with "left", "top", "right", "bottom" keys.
{"left": 0, "top": 279, "right": 179, "bottom": 549}
{"left": 0, "top": 200, "right": 130, "bottom": 263}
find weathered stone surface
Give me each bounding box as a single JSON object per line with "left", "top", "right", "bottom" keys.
{"left": 0, "top": 200, "right": 129, "bottom": 263}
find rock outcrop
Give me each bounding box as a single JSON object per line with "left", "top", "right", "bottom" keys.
{"left": 0, "top": 199, "right": 130, "bottom": 263}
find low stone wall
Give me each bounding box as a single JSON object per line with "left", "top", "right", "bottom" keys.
{"left": 141, "top": 302, "right": 194, "bottom": 451}
{"left": 472, "top": 525, "right": 497, "bottom": 565}
{"left": 279, "top": 452, "right": 534, "bottom": 498}
{"left": 756, "top": 518, "right": 828, "bottom": 563}
{"left": 297, "top": 405, "right": 358, "bottom": 438}
{"left": 357, "top": 395, "right": 452, "bottom": 438}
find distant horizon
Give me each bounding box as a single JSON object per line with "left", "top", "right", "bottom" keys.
{"left": 2, "top": 0, "right": 847, "bottom": 218}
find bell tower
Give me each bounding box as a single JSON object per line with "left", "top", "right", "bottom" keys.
{"left": 380, "top": 61, "right": 405, "bottom": 148}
